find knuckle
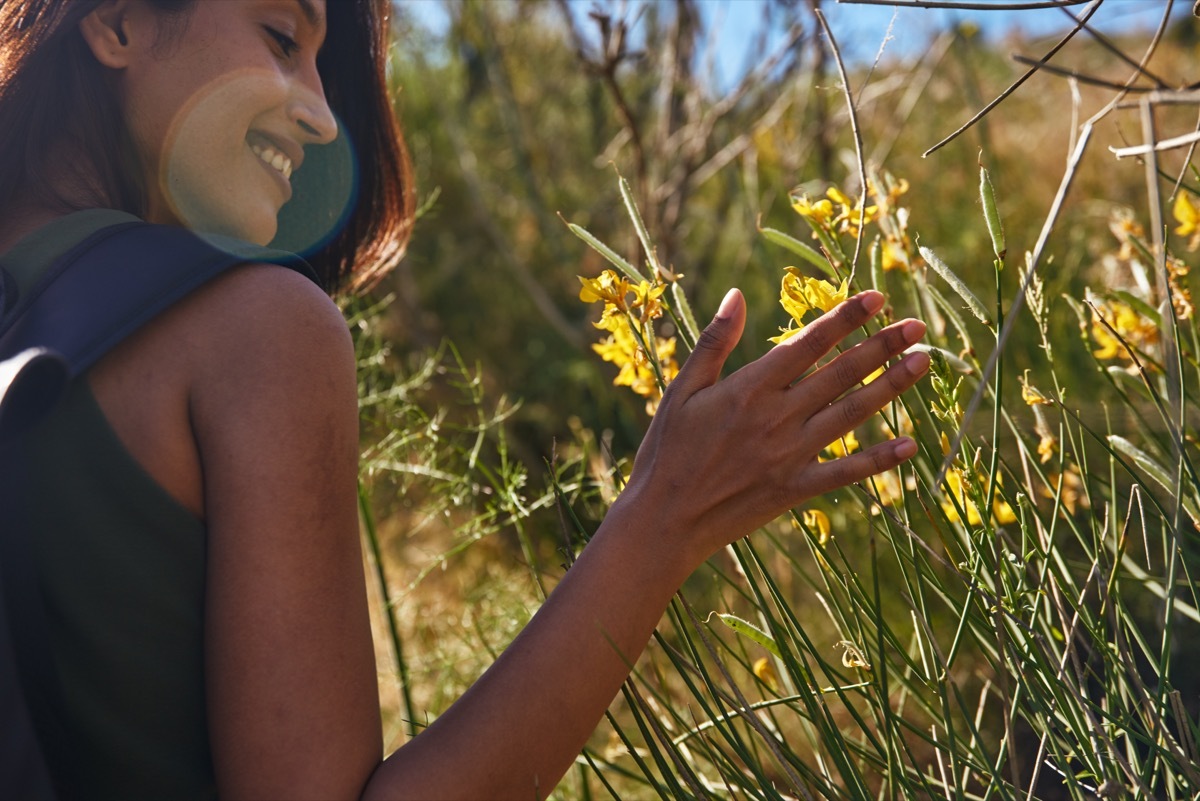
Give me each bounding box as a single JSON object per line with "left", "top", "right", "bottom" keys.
{"left": 886, "top": 364, "right": 910, "bottom": 392}
{"left": 833, "top": 357, "right": 859, "bottom": 388}
{"left": 883, "top": 325, "right": 910, "bottom": 354}
{"left": 694, "top": 323, "right": 729, "bottom": 355}
{"left": 840, "top": 395, "right": 867, "bottom": 426}
{"left": 801, "top": 325, "right": 831, "bottom": 358}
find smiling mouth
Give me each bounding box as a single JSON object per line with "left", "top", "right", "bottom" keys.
{"left": 250, "top": 142, "right": 294, "bottom": 181}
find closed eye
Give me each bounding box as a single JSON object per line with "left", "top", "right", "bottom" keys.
{"left": 264, "top": 26, "right": 300, "bottom": 58}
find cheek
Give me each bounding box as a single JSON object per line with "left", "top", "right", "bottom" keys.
{"left": 155, "top": 71, "right": 289, "bottom": 241}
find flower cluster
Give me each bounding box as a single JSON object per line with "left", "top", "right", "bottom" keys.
{"left": 791, "top": 171, "right": 912, "bottom": 273}
{"left": 579, "top": 269, "right": 679, "bottom": 415}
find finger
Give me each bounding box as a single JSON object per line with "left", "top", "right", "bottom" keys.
{"left": 790, "top": 318, "right": 926, "bottom": 415}
{"left": 757, "top": 291, "right": 886, "bottom": 389}
{"left": 668, "top": 288, "right": 746, "bottom": 396}
{"left": 800, "top": 437, "right": 918, "bottom": 498}
{"left": 805, "top": 350, "right": 930, "bottom": 442}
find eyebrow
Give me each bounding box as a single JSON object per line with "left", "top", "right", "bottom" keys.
{"left": 294, "top": 0, "right": 324, "bottom": 31}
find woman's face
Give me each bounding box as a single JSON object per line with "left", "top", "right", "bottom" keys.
{"left": 115, "top": 0, "right": 336, "bottom": 244}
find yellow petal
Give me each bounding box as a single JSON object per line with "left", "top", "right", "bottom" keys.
{"left": 1175, "top": 192, "right": 1198, "bottom": 237}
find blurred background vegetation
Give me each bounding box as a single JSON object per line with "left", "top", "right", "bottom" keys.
{"left": 380, "top": 0, "right": 1193, "bottom": 465}
{"left": 350, "top": 2, "right": 1200, "bottom": 797}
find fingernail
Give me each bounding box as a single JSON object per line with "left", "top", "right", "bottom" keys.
{"left": 902, "top": 319, "right": 927, "bottom": 343}
{"left": 715, "top": 288, "right": 740, "bottom": 320}
{"left": 893, "top": 438, "right": 917, "bottom": 459}
{"left": 906, "top": 351, "right": 931, "bottom": 376}
{"left": 858, "top": 291, "right": 885, "bottom": 315}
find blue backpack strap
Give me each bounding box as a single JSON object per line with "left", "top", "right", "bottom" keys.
{"left": 0, "top": 221, "right": 318, "bottom": 380}
{"left": 0, "top": 221, "right": 318, "bottom": 798}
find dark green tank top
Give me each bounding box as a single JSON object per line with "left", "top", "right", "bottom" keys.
{"left": 8, "top": 211, "right": 216, "bottom": 799}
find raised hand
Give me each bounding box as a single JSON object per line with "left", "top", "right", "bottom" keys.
{"left": 616, "top": 287, "right": 928, "bottom": 568}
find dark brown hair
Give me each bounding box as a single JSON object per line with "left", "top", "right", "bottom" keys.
{"left": 0, "top": 0, "right": 415, "bottom": 294}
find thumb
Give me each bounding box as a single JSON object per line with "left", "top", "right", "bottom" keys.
{"left": 672, "top": 288, "right": 745, "bottom": 394}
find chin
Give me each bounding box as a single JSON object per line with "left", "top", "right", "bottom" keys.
{"left": 178, "top": 203, "right": 279, "bottom": 247}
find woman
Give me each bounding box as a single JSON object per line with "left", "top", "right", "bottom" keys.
{"left": 0, "top": 1, "right": 929, "bottom": 798}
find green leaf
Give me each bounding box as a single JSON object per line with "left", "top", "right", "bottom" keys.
{"left": 566, "top": 221, "right": 648, "bottom": 284}
{"left": 619, "top": 174, "right": 661, "bottom": 279}
{"left": 759, "top": 226, "right": 839, "bottom": 278}
{"left": 1108, "top": 435, "right": 1200, "bottom": 525}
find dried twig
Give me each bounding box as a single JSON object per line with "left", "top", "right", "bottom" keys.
{"left": 814, "top": 8, "right": 869, "bottom": 279}
{"left": 922, "top": 0, "right": 1102, "bottom": 157}
{"left": 838, "top": 0, "right": 1090, "bottom": 9}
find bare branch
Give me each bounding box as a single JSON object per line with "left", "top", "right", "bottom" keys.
{"left": 1010, "top": 54, "right": 1162, "bottom": 93}
{"left": 1111, "top": 128, "right": 1200, "bottom": 159}
{"left": 923, "top": 0, "right": 1102, "bottom": 157}
{"left": 814, "top": 8, "right": 868, "bottom": 279}
{"left": 838, "top": 0, "right": 1090, "bottom": 9}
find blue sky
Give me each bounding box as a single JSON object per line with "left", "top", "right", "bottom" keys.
{"left": 702, "top": 0, "right": 1188, "bottom": 87}
{"left": 404, "top": 0, "right": 1190, "bottom": 92}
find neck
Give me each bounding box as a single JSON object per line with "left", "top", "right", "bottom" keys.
{"left": 0, "top": 139, "right": 122, "bottom": 255}
{"left": 0, "top": 203, "right": 67, "bottom": 256}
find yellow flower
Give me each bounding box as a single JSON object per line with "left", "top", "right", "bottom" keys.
{"left": 591, "top": 322, "right": 679, "bottom": 415}
{"left": 1167, "top": 256, "right": 1194, "bottom": 320}
{"left": 1090, "top": 299, "right": 1158, "bottom": 362}
{"left": 795, "top": 508, "right": 831, "bottom": 545}
{"left": 792, "top": 195, "right": 835, "bottom": 225}
{"left": 579, "top": 270, "right": 632, "bottom": 309}
{"left": 827, "top": 186, "right": 878, "bottom": 239}
{"left": 820, "top": 432, "right": 859, "bottom": 463}
{"left": 770, "top": 271, "right": 849, "bottom": 344}
{"left": 752, "top": 657, "right": 779, "bottom": 692}
{"left": 1020, "top": 373, "right": 1054, "bottom": 406}
{"left": 1037, "top": 433, "right": 1057, "bottom": 464}
{"left": 1042, "top": 467, "right": 1088, "bottom": 515}
{"left": 864, "top": 469, "right": 909, "bottom": 513}
{"left": 880, "top": 238, "right": 909, "bottom": 272}
{"left": 1109, "top": 208, "right": 1146, "bottom": 261}
{"left": 630, "top": 279, "right": 667, "bottom": 322}
{"left": 940, "top": 468, "right": 1017, "bottom": 526}
{"left": 799, "top": 272, "right": 850, "bottom": 312}
{"left": 1175, "top": 192, "right": 1200, "bottom": 251}
{"left": 1174, "top": 192, "right": 1199, "bottom": 237}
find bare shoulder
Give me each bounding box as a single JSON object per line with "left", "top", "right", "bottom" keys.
{"left": 179, "top": 263, "right": 354, "bottom": 384}
{"left": 176, "top": 262, "right": 359, "bottom": 473}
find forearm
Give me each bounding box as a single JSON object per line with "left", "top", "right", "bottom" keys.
{"left": 362, "top": 498, "right": 694, "bottom": 801}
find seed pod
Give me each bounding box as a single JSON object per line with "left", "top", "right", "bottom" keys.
{"left": 715, "top": 614, "right": 782, "bottom": 659}
{"left": 979, "top": 166, "right": 1006, "bottom": 261}
{"left": 920, "top": 244, "right": 992, "bottom": 327}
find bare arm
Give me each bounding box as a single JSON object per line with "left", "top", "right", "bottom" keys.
{"left": 194, "top": 275, "right": 924, "bottom": 800}
{"left": 191, "top": 266, "right": 382, "bottom": 800}
{"left": 362, "top": 288, "right": 928, "bottom": 800}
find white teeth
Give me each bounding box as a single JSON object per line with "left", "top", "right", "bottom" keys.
{"left": 250, "top": 143, "right": 293, "bottom": 181}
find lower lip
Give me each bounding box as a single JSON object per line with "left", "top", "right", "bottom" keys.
{"left": 253, "top": 150, "right": 293, "bottom": 202}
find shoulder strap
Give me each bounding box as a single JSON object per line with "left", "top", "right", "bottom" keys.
{"left": 0, "top": 221, "right": 318, "bottom": 381}
{"left": 0, "top": 221, "right": 318, "bottom": 798}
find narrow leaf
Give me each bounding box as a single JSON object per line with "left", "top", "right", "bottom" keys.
{"left": 619, "top": 174, "right": 661, "bottom": 278}
{"left": 760, "top": 226, "right": 839, "bottom": 278}
{"left": 566, "top": 222, "right": 647, "bottom": 283}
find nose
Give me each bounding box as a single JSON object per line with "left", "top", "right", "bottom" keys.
{"left": 289, "top": 74, "right": 337, "bottom": 146}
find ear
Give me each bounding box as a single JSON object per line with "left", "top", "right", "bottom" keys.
{"left": 79, "top": 0, "right": 135, "bottom": 69}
